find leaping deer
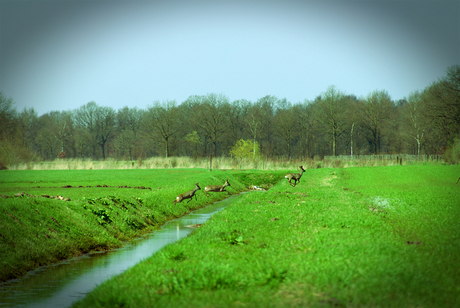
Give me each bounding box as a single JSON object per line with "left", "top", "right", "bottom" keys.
{"left": 204, "top": 180, "right": 231, "bottom": 197}
{"left": 285, "top": 165, "right": 306, "bottom": 187}
{"left": 173, "top": 183, "right": 201, "bottom": 203}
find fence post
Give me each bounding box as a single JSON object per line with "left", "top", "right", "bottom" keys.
{"left": 209, "top": 155, "right": 212, "bottom": 171}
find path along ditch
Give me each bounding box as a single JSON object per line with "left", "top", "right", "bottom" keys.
{"left": 0, "top": 193, "right": 246, "bottom": 308}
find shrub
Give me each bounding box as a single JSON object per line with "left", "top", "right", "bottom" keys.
{"left": 230, "top": 139, "right": 261, "bottom": 159}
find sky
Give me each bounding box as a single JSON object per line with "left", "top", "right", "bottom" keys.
{"left": 0, "top": 0, "right": 459, "bottom": 116}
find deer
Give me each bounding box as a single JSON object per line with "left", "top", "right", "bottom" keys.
{"left": 204, "top": 180, "right": 231, "bottom": 197}
{"left": 173, "top": 183, "right": 201, "bottom": 203}
{"left": 285, "top": 165, "right": 306, "bottom": 187}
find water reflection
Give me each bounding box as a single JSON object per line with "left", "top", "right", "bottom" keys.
{"left": 0, "top": 195, "right": 239, "bottom": 308}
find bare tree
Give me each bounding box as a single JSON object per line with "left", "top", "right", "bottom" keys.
{"left": 74, "top": 102, "right": 116, "bottom": 159}
{"left": 274, "top": 100, "right": 297, "bottom": 159}
{"left": 344, "top": 97, "right": 360, "bottom": 157}
{"left": 32, "top": 111, "right": 72, "bottom": 159}
{"left": 401, "top": 91, "right": 429, "bottom": 155}
{"left": 192, "top": 93, "right": 230, "bottom": 157}
{"left": 184, "top": 130, "right": 201, "bottom": 158}
{"left": 74, "top": 101, "right": 98, "bottom": 157}
{"left": 315, "top": 86, "right": 350, "bottom": 156}
{"left": 36, "top": 115, "right": 59, "bottom": 159}
{"left": 115, "top": 106, "right": 144, "bottom": 160}
{"left": 227, "top": 99, "right": 250, "bottom": 152}
{"left": 0, "top": 92, "right": 17, "bottom": 140}
{"left": 52, "top": 111, "right": 73, "bottom": 155}
{"left": 254, "top": 95, "right": 277, "bottom": 157}
{"left": 0, "top": 93, "right": 37, "bottom": 165}
{"left": 18, "top": 107, "right": 39, "bottom": 155}
{"left": 358, "top": 90, "right": 395, "bottom": 155}
{"left": 94, "top": 106, "right": 116, "bottom": 159}
{"left": 424, "top": 65, "right": 460, "bottom": 145}
{"left": 296, "top": 101, "right": 317, "bottom": 158}
{"left": 245, "top": 104, "right": 262, "bottom": 159}
{"left": 117, "top": 106, "right": 144, "bottom": 135}
{"left": 144, "top": 100, "right": 180, "bottom": 158}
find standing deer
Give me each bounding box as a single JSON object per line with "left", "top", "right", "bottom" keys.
{"left": 285, "top": 165, "right": 306, "bottom": 187}
{"left": 173, "top": 183, "right": 201, "bottom": 203}
{"left": 204, "top": 180, "right": 231, "bottom": 196}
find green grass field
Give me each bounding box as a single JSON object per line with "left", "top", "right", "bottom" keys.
{"left": 69, "top": 165, "right": 460, "bottom": 307}
{"left": 1, "top": 165, "right": 459, "bottom": 307}
{"left": 0, "top": 168, "right": 284, "bottom": 282}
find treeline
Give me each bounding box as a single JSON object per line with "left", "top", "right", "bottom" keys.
{"left": 1, "top": 65, "right": 459, "bottom": 166}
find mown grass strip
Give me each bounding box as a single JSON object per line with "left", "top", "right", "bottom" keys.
{"left": 72, "top": 165, "right": 460, "bottom": 307}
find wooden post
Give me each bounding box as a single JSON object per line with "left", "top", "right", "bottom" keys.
{"left": 209, "top": 155, "right": 212, "bottom": 171}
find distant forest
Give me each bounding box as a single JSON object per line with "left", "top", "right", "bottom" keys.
{"left": 1, "top": 65, "right": 459, "bottom": 166}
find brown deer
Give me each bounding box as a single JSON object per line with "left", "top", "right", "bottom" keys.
{"left": 204, "top": 180, "right": 231, "bottom": 196}
{"left": 285, "top": 165, "right": 306, "bottom": 187}
{"left": 173, "top": 183, "right": 201, "bottom": 203}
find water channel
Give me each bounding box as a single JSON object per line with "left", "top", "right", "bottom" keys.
{"left": 0, "top": 194, "right": 243, "bottom": 308}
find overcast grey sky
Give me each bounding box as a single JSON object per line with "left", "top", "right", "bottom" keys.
{"left": 1, "top": 0, "right": 459, "bottom": 116}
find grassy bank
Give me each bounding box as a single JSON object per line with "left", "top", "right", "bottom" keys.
{"left": 72, "top": 165, "right": 460, "bottom": 307}
{"left": 0, "top": 168, "right": 285, "bottom": 282}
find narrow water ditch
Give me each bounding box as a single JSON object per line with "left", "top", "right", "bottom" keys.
{"left": 0, "top": 193, "right": 245, "bottom": 308}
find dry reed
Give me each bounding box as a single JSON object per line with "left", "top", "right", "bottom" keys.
{"left": 7, "top": 155, "right": 444, "bottom": 171}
